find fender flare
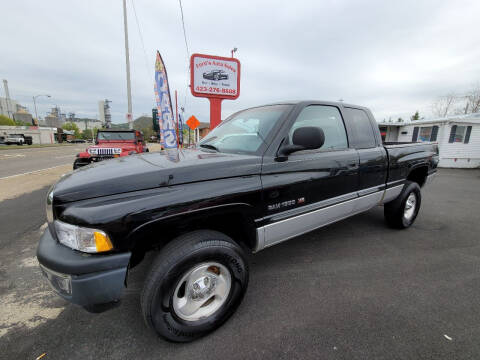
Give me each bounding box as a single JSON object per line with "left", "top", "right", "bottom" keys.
{"left": 125, "top": 203, "right": 256, "bottom": 248}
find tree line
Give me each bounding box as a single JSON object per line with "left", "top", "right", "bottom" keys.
{"left": 432, "top": 84, "right": 480, "bottom": 118}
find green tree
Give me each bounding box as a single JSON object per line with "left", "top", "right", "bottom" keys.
{"left": 0, "top": 115, "right": 15, "bottom": 126}
{"left": 397, "top": 117, "right": 404, "bottom": 123}
{"left": 62, "top": 122, "right": 81, "bottom": 137}
{"left": 14, "top": 119, "right": 32, "bottom": 126}
{"left": 141, "top": 127, "right": 154, "bottom": 141}
{"left": 81, "top": 129, "right": 93, "bottom": 140}
{"left": 411, "top": 111, "right": 420, "bottom": 121}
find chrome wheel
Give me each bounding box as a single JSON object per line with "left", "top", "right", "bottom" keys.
{"left": 172, "top": 262, "right": 231, "bottom": 322}
{"left": 404, "top": 193, "right": 417, "bottom": 220}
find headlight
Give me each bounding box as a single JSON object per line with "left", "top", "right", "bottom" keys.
{"left": 54, "top": 220, "right": 113, "bottom": 253}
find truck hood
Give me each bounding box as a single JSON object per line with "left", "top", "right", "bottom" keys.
{"left": 53, "top": 149, "right": 262, "bottom": 203}
{"left": 87, "top": 142, "right": 137, "bottom": 150}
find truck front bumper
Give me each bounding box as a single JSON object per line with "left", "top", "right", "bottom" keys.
{"left": 36, "top": 227, "right": 131, "bottom": 310}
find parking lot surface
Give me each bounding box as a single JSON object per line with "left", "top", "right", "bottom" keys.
{"left": 1, "top": 168, "right": 480, "bottom": 359}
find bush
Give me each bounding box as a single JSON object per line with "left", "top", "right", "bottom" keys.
{"left": 0, "top": 115, "right": 15, "bottom": 126}
{"left": 62, "top": 122, "right": 81, "bottom": 137}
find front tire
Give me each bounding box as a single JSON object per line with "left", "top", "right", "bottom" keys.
{"left": 384, "top": 181, "right": 421, "bottom": 229}
{"left": 73, "top": 158, "right": 89, "bottom": 169}
{"left": 141, "top": 230, "right": 249, "bottom": 342}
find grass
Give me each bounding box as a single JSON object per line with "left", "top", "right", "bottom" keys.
{"left": 0, "top": 143, "right": 77, "bottom": 150}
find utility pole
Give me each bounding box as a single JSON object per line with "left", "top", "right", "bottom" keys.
{"left": 122, "top": 0, "right": 133, "bottom": 129}
{"left": 3, "top": 80, "right": 13, "bottom": 118}
{"left": 33, "top": 94, "right": 51, "bottom": 122}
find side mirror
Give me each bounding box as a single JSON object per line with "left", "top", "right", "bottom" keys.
{"left": 277, "top": 126, "right": 325, "bottom": 158}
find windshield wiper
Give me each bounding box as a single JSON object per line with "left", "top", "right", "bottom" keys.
{"left": 199, "top": 144, "right": 219, "bottom": 152}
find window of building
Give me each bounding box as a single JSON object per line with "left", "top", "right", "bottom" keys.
{"left": 419, "top": 127, "right": 432, "bottom": 141}
{"left": 454, "top": 126, "right": 466, "bottom": 142}
{"left": 379, "top": 126, "right": 387, "bottom": 141}
{"left": 412, "top": 126, "right": 438, "bottom": 142}
{"left": 289, "top": 105, "right": 348, "bottom": 151}
{"left": 448, "top": 125, "right": 472, "bottom": 144}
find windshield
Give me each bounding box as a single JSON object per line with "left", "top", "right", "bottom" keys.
{"left": 199, "top": 105, "right": 291, "bottom": 154}
{"left": 97, "top": 132, "right": 135, "bottom": 141}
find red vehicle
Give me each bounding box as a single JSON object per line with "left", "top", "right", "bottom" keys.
{"left": 73, "top": 129, "right": 148, "bottom": 169}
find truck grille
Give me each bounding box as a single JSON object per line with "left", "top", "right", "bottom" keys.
{"left": 88, "top": 148, "right": 121, "bottom": 156}
{"left": 98, "top": 148, "right": 114, "bottom": 156}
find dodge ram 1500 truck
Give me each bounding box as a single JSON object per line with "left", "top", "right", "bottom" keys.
{"left": 37, "top": 101, "right": 438, "bottom": 342}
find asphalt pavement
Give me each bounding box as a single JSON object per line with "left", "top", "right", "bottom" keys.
{"left": 0, "top": 144, "right": 86, "bottom": 178}
{"left": 1, "top": 169, "right": 480, "bottom": 359}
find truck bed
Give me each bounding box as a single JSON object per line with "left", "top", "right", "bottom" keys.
{"left": 383, "top": 142, "right": 439, "bottom": 185}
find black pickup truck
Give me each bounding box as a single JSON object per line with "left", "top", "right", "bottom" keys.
{"left": 37, "top": 101, "right": 438, "bottom": 342}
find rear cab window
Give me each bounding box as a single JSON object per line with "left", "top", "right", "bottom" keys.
{"left": 343, "top": 108, "right": 377, "bottom": 149}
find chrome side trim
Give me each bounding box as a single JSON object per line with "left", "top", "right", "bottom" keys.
{"left": 254, "top": 191, "right": 385, "bottom": 252}
{"left": 425, "top": 173, "right": 436, "bottom": 186}
{"left": 386, "top": 179, "right": 404, "bottom": 187}
{"left": 354, "top": 191, "right": 384, "bottom": 212}
{"left": 257, "top": 197, "right": 356, "bottom": 251}
{"left": 358, "top": 185, "right": 385, "bottom": 196}
{"left": 264, "top": 191, "right": 357, "bottom": 222}
{"left": 256, "top": 227, "right": 265, "bottom": 252}
{"left": 380, "top": 184, "right": 403, "bottom": 204}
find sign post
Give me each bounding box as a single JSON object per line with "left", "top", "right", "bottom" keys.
{"left": 190, "top": 53, "right": 240, "bottom": 130}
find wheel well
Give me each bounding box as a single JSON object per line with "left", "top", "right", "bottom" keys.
{"left": 407, "top": 166, "right": 428, "bottom": 187}
{"left": 128, "top": 211, "right": 257, "bottom": 268}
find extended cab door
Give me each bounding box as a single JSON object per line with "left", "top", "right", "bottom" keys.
{"left": 257, "top": 104, "right": 359, "bottom": 249}
{"left": 342, "top": 107, "right": 388, "bottom": 213}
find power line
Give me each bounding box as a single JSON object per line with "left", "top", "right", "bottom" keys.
{"left": 130, "top": 0, "right": 155, "bottom": 103}
{"left": 178, "top": 0, "right": 190, "bottom": 59}
{"left": 179, "top": 0, "right": 190, "bottom": 109}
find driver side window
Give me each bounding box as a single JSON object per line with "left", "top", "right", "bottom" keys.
{"left": 288, "top": 105, "right": 348, "bottom": 151}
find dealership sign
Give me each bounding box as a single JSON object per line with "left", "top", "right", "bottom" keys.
{"left": 190, "top": 53, "right": 241, "bottom": 129}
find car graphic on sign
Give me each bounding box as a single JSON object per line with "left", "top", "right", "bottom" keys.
{"left": 203, "top": 70, "right": 229, "bottom": 81}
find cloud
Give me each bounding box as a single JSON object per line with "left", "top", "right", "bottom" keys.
{"left": 1, "top": 0, "right": 479, "bottom": 123}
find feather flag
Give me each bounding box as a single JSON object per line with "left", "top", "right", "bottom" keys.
{"left": 154, "top": 51, "right": 178, "bottom": 161}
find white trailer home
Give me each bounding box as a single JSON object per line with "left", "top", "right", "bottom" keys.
{"left": 378, "top": 113, "right": 480, "bottom": 168}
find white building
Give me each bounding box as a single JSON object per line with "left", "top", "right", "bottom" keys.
{"left": 70, "top": 118, "right": 103, "bottom": 132}
{"left": 0, "top": 126, "right": 57, "bottom": 144}
{"left": 379, "top": 113, "right": 480, "bottom": 168}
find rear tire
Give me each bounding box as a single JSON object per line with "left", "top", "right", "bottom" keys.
{"left": 384, "top": 181, "right": 421, "bottom": 229}
{"left": 141, "top": 230, "right": 249, "bottom": 342}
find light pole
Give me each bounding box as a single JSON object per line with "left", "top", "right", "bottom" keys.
{"left": 122, "top": 0, "right": 133, "bottom": 129}
{"left": 33, "top": 94, "right": 51, "bottom": 121}
{"left": 231, "top": 47, "right": 238, "bottom": 58}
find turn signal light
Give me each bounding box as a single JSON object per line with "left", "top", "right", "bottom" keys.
{"left": 94, "top": 232, "right": 113, "bottom": 252}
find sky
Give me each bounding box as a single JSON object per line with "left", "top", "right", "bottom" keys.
{"left": 1, "top": 0, "right": 480, "bottom": 124}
